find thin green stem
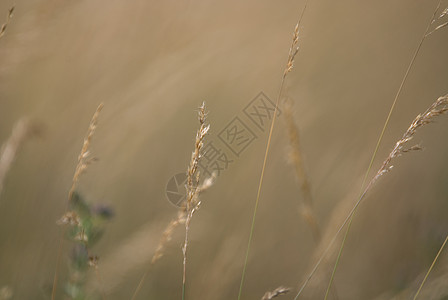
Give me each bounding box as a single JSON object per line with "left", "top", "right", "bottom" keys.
{"left": 413, "top": 234, "right": 448, "bottom": 300}
{"left": 293, "top": 185, "right": 371, "bottom": 300}
{"left": 323, "top": 216, "right": 352, "bottom": 300}
{"left": 182, "top": 282, "right": 186, "bottom": 300}
{"left": 51, "top": 231, "right": 64, "bottom": 300}
{"left": 322, "top": 1, "right": 442, "bottom": 298}
{"left": 237, "top": 2, "right": 309, "bottom": 299}
{"left": 131, "top": 271, "right": 148, "bottom": 300}
{"left": 237, "top": 76, "right": 286, "bottom": 300}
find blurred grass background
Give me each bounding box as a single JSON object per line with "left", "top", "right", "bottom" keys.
{"left": 0, "top": 0, "right": 448, "bottom": 299}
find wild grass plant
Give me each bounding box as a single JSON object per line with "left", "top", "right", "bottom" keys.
{"left": 132, "top": 102, "right": 214, "bottom": 300}
{"left": 239, "top": 1, "right": 448, "bottom": 299}
{"left": 52, "top": 103, "right": 112, "bottom": 300}
{"left": 0, "top": 1, "right": 448, "bottom": 299}
{"left": 319, "top": 1, "right": 448, "bottom": 298}
{"left": 294, "top": 94, "right": 448, "bottom": 299}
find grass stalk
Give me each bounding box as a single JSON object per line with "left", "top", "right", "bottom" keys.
{"left": 322, "top": 1, "right": 444, "bottom": 298}
{"left": 237, "top": 4, "right": 309, "bottom": 299}
{"left": 131, "top": 211, "right": 186, "bottom": 300}
{"left": 295, "top": 94, "right": 448, "bottom": 299}
{"left": 413, "top": 234, "right": 448, "bottom": 300}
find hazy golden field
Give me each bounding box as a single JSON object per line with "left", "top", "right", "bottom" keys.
{"left": 1, "top": 0, "right": 448, "bottom": 299}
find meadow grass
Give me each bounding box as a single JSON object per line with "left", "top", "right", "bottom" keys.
{"left": 55, "top": 2, "right": 448, "bottom": 299}
{"left": 237, "top": 1, "right": 448, "bottom": 299}
{"left": 237, "top": 3, "right": 309, "bottom": 299}
{"left": 294, "top": 93, "right": 448, "bottom": 299}
{"left": 1, "top": 1, "right": 448, "bottom": 300}
{"left": 131, "top": 102, "right": 215, "bottom": 300}
{"left": 323, "top": 1, "right": 447, "bottom": 298}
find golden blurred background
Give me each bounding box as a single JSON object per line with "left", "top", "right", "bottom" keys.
{"left": 0, "top": 0, "right": 448, "bottom": 299}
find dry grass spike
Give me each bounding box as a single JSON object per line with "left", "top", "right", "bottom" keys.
{"left": 0, "top": 6, "right": 14, "bottom": 40}
{"left": 52, "top": 103, "right": 105, "bottom": 300}
{"left": 152, "top": 210, "right": 186, "bottom": 264}
{"left": 372, "top": 94, "right": 448, "bottom": 184}
{"left": 295, "top": 93, "right": 448, "bottom": 299}
{"left": 69, "top": 103, "right": 104, "bottom": 200}
{"left": 131, "top": 102, "right": 214, "bottom": 300}
{"left": 323, "top": 2, "right": 447, "bottom": 297}
{"left": 283, "top": 98, "right": 320, "bottom": 243}
{"left": 426, "top": 3, "right": 448, "bottom": 36}
{"left": 261, "top": 286, "right": 291, "bottom": 300}
{"left": 182, "top": 101, "right": 213, "bottom": 299}
{"left": 285, "top": 23, "right": 300, "bottom": 75}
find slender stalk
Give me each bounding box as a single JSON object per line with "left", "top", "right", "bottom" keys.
{"left": 131, "top": 212, "right": 185, "bottom": 300}
{"left": 294, "top": 184, "right": 372, "bottom": 300}
{"left": 131, "top": 272, "right": 148, "bottom": 300}
{"left": 323, "top": 216, "right": 352, "bottom": 300}
{"left": 322, "top": 2, "right": 443, "bottom": 298}
{"left": 413, "top": 234, "right": 448, "bottom": 300}
{"left": 294, "top": 94, "right": 448, "bottom": 299}
{"left": 237, "top": 2, "right": 309, "bottom": 299}
{"left": 182, "top": 218, "right": 190, "bottom": 300}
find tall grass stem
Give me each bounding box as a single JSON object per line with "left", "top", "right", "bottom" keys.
{"left": 413, "top": 234, "right": 448, "bottom": 300}
{"left": 237, "top": 2, "right": 309, "bottom": 299}
{"left": 322, "top": 1, "right": 443, "bottom": 298}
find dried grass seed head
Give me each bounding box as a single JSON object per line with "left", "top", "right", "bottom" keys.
{"left": 285, "top": 23, "right": 300, "bottom": 75}
{"left": 56, "top": 211, "right": 81, "bottom": 226}
{"left": 374, "top": 94, "right": 448, "bottom": 181}
{"left": 70, "top": 103, "right": 104, "bottom": 198}
{"left": 186, "top": 102, "right": 209, "bottom": 209}
{"left": 261, "top": 286, "right": 291, "bottom": 300}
